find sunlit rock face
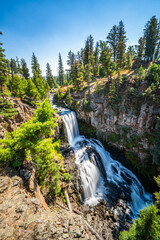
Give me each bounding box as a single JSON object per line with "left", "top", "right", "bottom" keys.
{"left": 74, "top": 89, "right": 160, "bottom": 165}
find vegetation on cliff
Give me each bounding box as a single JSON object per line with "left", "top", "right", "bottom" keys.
{"left": 0, "top": 99, "right": 62, "bottom": 195}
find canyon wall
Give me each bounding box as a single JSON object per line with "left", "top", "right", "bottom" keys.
{"left": 71, "top": 84, "right": 160, "bottom": 173}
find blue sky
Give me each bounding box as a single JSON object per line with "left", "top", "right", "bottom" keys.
{"left": 0, "top": 0, "right": 160, "bottom": 76}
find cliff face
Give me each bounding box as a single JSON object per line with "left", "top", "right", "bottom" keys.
{"left": 72, "top": 82, "right": 160, "bottom": 172}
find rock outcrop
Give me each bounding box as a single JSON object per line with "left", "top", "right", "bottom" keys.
{"left": 0, "top": 97, "right": 34, "bottom": 139}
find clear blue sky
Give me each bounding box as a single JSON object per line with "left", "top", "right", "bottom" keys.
{"left": 0, "top": 0, "right": 160, "bottom": 76}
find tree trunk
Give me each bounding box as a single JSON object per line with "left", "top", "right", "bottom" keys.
{"left": 64, "top": 189, "right": 72, "bottom": 212}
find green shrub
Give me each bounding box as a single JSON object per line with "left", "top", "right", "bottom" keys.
{"left": 63, "top": 173, "right": 72, "bottom": 182}
{"left": 0, "top": 98, "right": 18, "bottom": 119}
{"left": 119, "top": 205, "right": 160, "bottom": 240}
{"left": 108, "top": 133, "right": 119, "bottom": 143}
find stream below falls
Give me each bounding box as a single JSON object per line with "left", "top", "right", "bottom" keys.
{"left": 57, "top": 106, "right": 152, "bottom": 218}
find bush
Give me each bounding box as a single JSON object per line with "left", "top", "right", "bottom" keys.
{"left": 119, "top": 205, "right": 160, "bottom": 240}
{"left": 63, "top": 173, "right": 72, "bottom": 182}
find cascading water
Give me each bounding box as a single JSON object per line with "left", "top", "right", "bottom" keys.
{"left": 60, "top": 109, "right": 152, "bottom": 217}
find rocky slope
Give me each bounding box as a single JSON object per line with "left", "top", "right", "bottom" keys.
{"left": 0, "top": 148, "right": 131, "bottom": 240}
{"left": 0, "top": 97, "right": 34, "bottom": 139}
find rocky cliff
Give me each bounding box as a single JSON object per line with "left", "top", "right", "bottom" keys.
{"left": 68, "top": 78, "right": 160, "bottom": 178}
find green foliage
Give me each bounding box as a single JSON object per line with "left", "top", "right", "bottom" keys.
{"left": 11, "top": 74, "right": 25, "bottom": 98}
{"left": 154, "top": 175, "right": 160, "bottom": 208}
{"left": 0, "top": 32, "right": 9, "bottom": 92}
{"left": 116, "top": 20, "right": 127, "bottom": 68}
{"left": 107, "top": 25, "right": 118, "bottom": 62}
{"left": 136, "top": 66, "right": 146, "bottom": 87}
{"left": 99, "top": 41, "right": 114, "bottom": 78}
{"left": 46, "top": 62, "right": 56, "bottom": 88}
{"left": 82, "top": 94, "right": 92, "bottom": 112}
{"left": 126, "top": 51, "right": 133, "bottom": 71}
{"left": 151, "top": 119, "right": 160, "bottom": 165}
{"left": 0, "top": 98, "right": 18, "bottom": 119}
{"left": 63, "top": 173, "right": 72, "bottom": 182}
{"left": 26, "top": 78, "right": 40, "bottom": 100}
{"left": 0, "top": 99, "right": 62, "bottom": 195}
{"left": 65, "top": 88, "right": 72, "bottom": 107}
{"left": 108, "top": 74, "right": 123, "bottom": 111}
{"left": 144, "top": 16, "right": 159, "bottom": 62}
{"left": 108, "top": 133, "right": 119, "bottom": 142}
{"left": 119, "top": 205, "right": 160, "bottom": 240}
{"left": 58, "top": 53, "right": 65, "bottom": 87}
{"left": 21, "top": 58, "right": 30, "bottom": 80}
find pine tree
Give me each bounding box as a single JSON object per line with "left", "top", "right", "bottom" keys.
{"left": 58, "top": 53, "right": 64, "bottom": 87}
{"left": 31, "top": 53, "right": 41, "bottom": 76}
{"left": 31, "top": 53, "right": 49, "bottom": 99}
{"left": 0, "top": 32, "right": 9, "bottom": 92}
{"left": 107, "top": 25, "right": 118, "bottom": 62}
{"left": 67, "top": 51, "right": 75, "bottom": 81}
{"left": 84, "top": 37, "right": 90, "bottom": 65}
{"left": 21, "top": 58, "right": 30, "bottom": 80}
{"left": 26, "top": 78, "right": 40, "bottom": 100}
{"left": 116, "top": 21, "right": 127, "bottom": 68}
{"left": 46, "top": 63, "right": 55, "bottom": 88}
{"left": 126, "top": 48, "right": 133, "bottom": 71}
{"left": 10, "top": 58, "right": 17, "bottom": 83}
{"left": 16, "top": 57, "right": 22, "bottom": 74}
{"left": 84, "top": 35, "right": 94, "bottom": 66}
{"left": 136, "top": 37, "right": 146, "bottom": 62}
{"left": 144, "top": 16, "right": 159, "bottom": 62}
{"left": 94, "top": 42, "right": 99, "bottom": 77}
{"left": 11, "top": 75, "right": 25, "bottom": 98}
{"left": 99, "top": 41, "right": 113, "bottom": 79}
{"left": 75, "top": 61, "right": 84, "bottom": 90}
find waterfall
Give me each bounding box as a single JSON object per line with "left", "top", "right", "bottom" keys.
{"left": 61, "top": 109, "right": 152, "bottom": 217}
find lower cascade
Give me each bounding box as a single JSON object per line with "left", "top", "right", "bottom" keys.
{"left": 60, "top": 109, "right": 152, "bottom": 217}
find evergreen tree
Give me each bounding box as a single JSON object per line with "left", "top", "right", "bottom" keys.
{"left": 128, "top": 45, "right": 136, "bottom": 59}
{"left": 58, "top": 53, "right": 64, "bottom": 87}
{"left": 126, "top": 49, "right": 133, "bottom": 71}
{"left": 31, "top": 53, "right": 49, "bottom": 99}
{"left": 31, "top": 52, "right": 41, "bottom": 76}
{"left": 116, "top": 20, "right": 127, "bottom": 68}
{"left": 65, "top": 88, "right": 72, "bottom": 107}
{"left": 136, "top": 37, "right": 146, "bottom": 62}
{"left": 11, "top": 75, "right": 25, "bottom": 98}
{"left": 144, "top": 16, "right": 159, "bottom": 62}
{"left": 16, "top": 56, "right": 22, "bottom": 74}
{"left": 154, "top": 22, "right": 160, "bottom": 60}
{"left": 0, "top": 32, "right": 9, "bottom": 92}
{"left": 84, "top": 35, "right": 94, "bottom": 66}
{"left": 94, "top": 41, "right": 100, "bottom": 77}
{"left": 26, "top": 78, "right": 40, "bottom": 100}
{"left": 84, "top": 37, "right": 90, "bottom": 65}
{"left": 99, "top": 41, "right": 113, "bottom": 79}
{"left": 107, "top": 25, "right": 118, "bottom": 62}
{"left": 21, "top": 58, "right": 30, "bottom": 80}
{"left": 46, "top": 63, "right": 55, "bottom": 88}
{"left": 67, "top": 51, "right": 75, "bottom": 81}
{"left": 10, "top": 58, "right": 17, "bottom": 83}
{"left": 75, "top": 61, "right": 84, "bottom": 90}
